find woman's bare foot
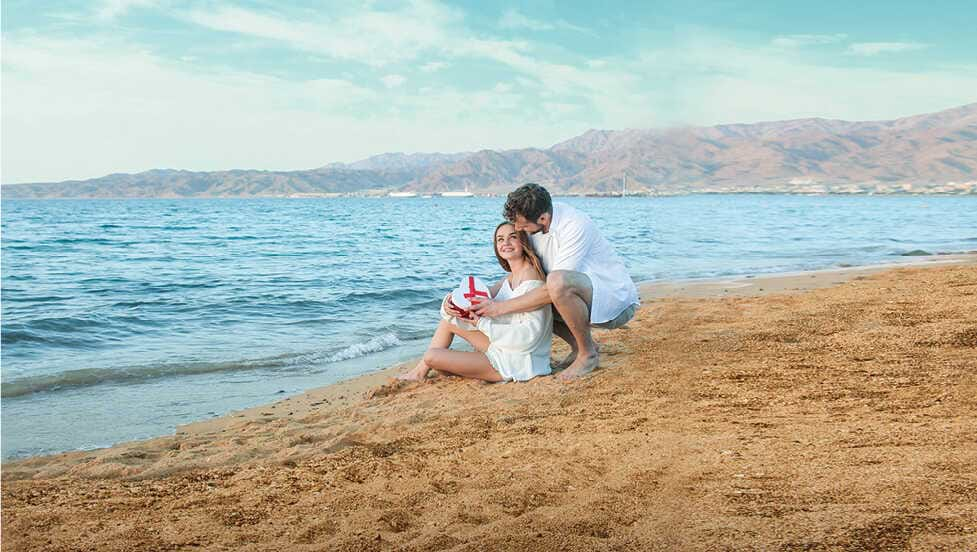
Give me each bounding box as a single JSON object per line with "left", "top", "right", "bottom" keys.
{"left": 397, "top": 360, "right": 430, "bottom": 382}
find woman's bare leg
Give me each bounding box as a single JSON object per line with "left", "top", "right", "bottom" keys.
{"left": 399, "top": 320, "right": 491, "bottom": 380}
{"left": 423, "top": 348, "right": 503, "bottom": 382}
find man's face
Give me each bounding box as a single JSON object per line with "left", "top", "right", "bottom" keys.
{"left": 512, "top": 213, "right": 548, "bottom": 234}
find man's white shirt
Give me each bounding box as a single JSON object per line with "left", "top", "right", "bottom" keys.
{"left": 529, "top": 202, "right": 639, "bottom": 324}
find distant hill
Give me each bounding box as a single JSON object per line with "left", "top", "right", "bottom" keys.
{"left": 4, "top": 103, "right": 976, "bottom": 198}
{"left": 334, "top": 152, "right": 472, "bottom": 172}
{"left": 404, "top": 102, "right": 977, "bottom": 194}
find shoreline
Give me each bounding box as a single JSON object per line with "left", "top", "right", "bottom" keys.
{"left": 4, "top": 258, "right": 977, "bottom": 550}
{"left": 3, "top": 252, "right": 974, "bottom": 476}
{"left": 178, "top": 253, "right": 977, "bottom": 438}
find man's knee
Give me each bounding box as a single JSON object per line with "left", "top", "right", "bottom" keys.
{"left": 547, "top": 270, "right": 586, "bottom": 300}
{"left": 547, "top": 270, "right": 574, "bottom": 298}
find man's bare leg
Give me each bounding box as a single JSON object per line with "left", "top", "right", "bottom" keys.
{"left": 551, "top": 319, "right": 577, "bottom": 370}
{"left": 551, "top": 319, "right": 601, "bottom": 371}
{"left": 547, "top": 270, "right": 598, "bottom": 380}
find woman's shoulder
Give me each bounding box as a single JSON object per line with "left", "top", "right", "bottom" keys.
{"left": 512, "top": 268, "right": 545, "bottom": 290}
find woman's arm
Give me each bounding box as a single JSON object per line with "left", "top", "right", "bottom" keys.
{"left": 476, "top": 305, "right": 548, "bottom": 351}
{"left": 476, "top": 281, "right": 549, "bottom": 351}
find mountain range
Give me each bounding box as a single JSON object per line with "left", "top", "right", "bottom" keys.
{"left": 4, "top": 103, "right": 976, "bottom": 198}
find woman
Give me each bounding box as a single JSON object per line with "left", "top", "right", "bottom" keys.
{"left": 398, "top": 222, "right": 552, "bottom": 382}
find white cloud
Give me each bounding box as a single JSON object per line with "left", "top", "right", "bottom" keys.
{"left": 847, "top": 42, "right": 927, "bottom": 56}
{"left": 498, "top": 8, "right": 591, "bottom": 34}
{"left": 771, "top": 33, "right": 847, "bottom": 48}
{"left": 4, "top": 6, "right": 974, "bottom": 184}
{"left": 627, "top": 34, "right": 977, "bottom": 127}
{"left": 381, "top": 74, "right": 406, "bottom": 88}
{"left": 179, "top": 4, "right": 625, "bottom": 125}
{"left": 95, "top": 0, "right": 156, "bottom": 20}
{"left": 0, "top": 34, "right": 583, "bottom": 183}
{"left": 420, "top": 61, "right": 448, "bottom": 72}
{"left": 499, "top": 8, "right": 552, "bottom": 31}
{"left": 543, "top": 102, "right": 580, "bottom": 116}
{"left": 182, "top": 2, "right": 462, "bottom": 67}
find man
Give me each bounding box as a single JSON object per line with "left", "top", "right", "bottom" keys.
{"left": 470, "top": 183, "right": 639, "bottom": 380}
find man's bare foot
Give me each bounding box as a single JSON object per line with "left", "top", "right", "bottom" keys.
{"left": 557, "top": 351, "right": 599, "bottom": 381}
{"left": 551, "top": 342, "right": 599, "bottom": 372}
{"left": 551, "top": 350, "right": 577, "bottom": 371}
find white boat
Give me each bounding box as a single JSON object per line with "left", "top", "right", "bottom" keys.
{"left": 441, "top": 184, "right": 474, "bottom": 197}
{"left": 388, "top": 191, "right": 418, "bottom": 198}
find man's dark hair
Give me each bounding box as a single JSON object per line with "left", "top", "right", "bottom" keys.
{"left": 503, "top": 183, "right": 552, "bottom": 223}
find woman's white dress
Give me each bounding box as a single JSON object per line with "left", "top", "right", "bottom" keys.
{"left": 441, "top": 279, "right": 552, "bottom": 381}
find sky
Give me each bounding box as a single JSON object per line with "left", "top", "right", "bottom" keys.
{"left": 2, "top": 1, "right": 977, "bottom": 183}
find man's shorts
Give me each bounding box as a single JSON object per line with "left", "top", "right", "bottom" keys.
{"left": 592, "top": 303, "right": 637, "bottom": 330}
{"left": 555, "top": 303, "right": 637, "bottom": 330}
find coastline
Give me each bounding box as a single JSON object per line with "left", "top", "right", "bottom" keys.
{"left": 3, "top": 253, "right": 973, "bottom": 478}
{"left": 2, "top": 253, "right": 975, "bottom": 476}
{"left": 4, "top": 256, "right": 977, "bottom": 549}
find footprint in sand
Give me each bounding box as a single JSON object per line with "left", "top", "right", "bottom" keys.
{"left": 366, "top": 379, "right": 415, "bottom": 399}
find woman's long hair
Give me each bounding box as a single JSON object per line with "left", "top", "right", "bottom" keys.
{"left": 493, "top": 222, "right": 545, "bottom": 277}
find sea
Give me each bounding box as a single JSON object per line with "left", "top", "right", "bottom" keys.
{"left": 2, "top": 195, "right": 976, "bottom": 459}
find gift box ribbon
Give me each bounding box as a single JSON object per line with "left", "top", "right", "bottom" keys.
{"left": 463, "top": 276, "right": 489, "bottom": 303}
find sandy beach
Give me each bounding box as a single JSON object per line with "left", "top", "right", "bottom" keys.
{"left": 3, "top": 256, "right": 976, "bottom": 550}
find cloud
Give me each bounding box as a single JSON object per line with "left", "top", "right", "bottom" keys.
{"left": 179, "top": 4, "right": 628, "bottom": 123}
{"left": 847, "top": 42, "right": 927, "bottom": 56}
{"left": 0, "top": 34, "right": 384, "bottom": 182}
{"left": 420, "top": 61, "right": 448, "bottom": 72}
{"left": 381, "top": 74, "right": 406, "bottom": 88}
{"left": 5, "top": 4, "right": 975, "bottom": 184}
{"left": 183, "top": 2, "right": 463, "bottom": 67}
{"left": 771, "top": 34, "right": 847, "bottom": 48}
{"left": 627, "top": 34, "right": 977, "bottom": 127}
{"left": 94, "top": 0, "right": 156, "bottom": 20}
{"left": 0, "top": 33, "right": 586, "bottom": 183}
{"left": 498, "top": 8, "right": 591, "bottom": 34}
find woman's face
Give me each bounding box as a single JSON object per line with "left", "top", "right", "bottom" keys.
{"left": 495, "top": 224, "right": 523, "bottom": 261}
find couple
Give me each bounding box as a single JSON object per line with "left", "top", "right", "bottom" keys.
{"left": 400, "top": 183, "right": 639, "bottom": 383}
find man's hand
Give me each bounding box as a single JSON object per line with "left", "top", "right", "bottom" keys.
{"left": 469, "top": 298, "right": 506, "bottom": 319}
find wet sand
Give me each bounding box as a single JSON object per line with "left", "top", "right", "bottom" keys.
{"left": 3, "top": 256, "right": 977, "bottom": 550}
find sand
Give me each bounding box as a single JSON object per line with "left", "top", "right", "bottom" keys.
{"left": 3, "top": 256, "right": 976, "bottom": 551}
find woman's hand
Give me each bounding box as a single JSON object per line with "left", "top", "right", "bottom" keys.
{"left": 443, "top": 294, "right": 471, "bottom": 319}
{"left": 470, "top": 298, "right": 505, "bottom": 319}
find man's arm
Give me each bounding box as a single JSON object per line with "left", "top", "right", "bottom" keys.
{"left": 550, "top": 215, "right": 594, "bottom": 273}
{"left": 470, "top": 281, "right": 551, "bottom": 318}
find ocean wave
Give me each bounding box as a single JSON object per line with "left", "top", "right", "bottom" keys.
{"left": 1, "top": 329, "right": 89, "bottom": 347}
{"left": 50, "top": 237, "right": 122, "bottom": 245}
{"left": 314, "top": 333, "right": 403, "bottom": 363}
{"left": 0, "top": 294, "right": 73, "bottom": 303}
{"left": 1, "top": 333, "right": 406, "bottom": 398}
{"left": 340, "top": 288, "right": 435, "bottom": 304}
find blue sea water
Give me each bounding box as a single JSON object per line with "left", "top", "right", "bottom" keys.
{"left": 2, "top": 195, "right": 976, "bottom": 459}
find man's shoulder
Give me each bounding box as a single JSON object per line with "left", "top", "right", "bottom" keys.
{"left": 553, "top": 202, "right": 594, "bottom": 231}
